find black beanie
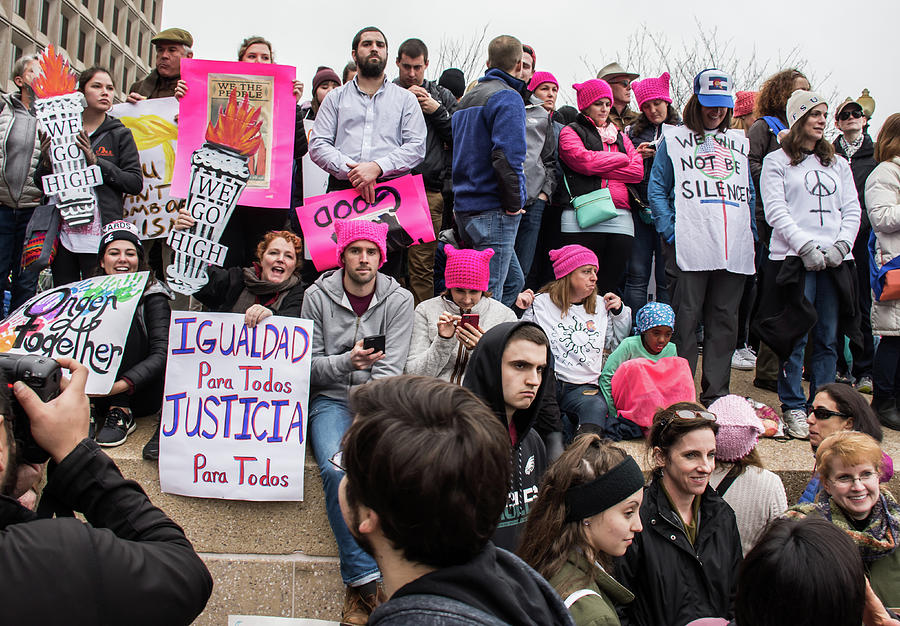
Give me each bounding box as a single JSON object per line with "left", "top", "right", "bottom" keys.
{"left": 98, "top": 220, "right": 144, "bottom": 261}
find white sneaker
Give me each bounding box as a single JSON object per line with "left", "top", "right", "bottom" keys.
{"left": 782, "top": 409, "right": 810, "bottom": 439}
{"left": 731, "top": 348, "right": 756, "bottom": 370}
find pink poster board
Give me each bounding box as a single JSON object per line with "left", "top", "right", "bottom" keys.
{"left": 171, "top": 59, "right": 295, "bottom": 208}
{"left": 296, "top": 174, "right": 436, "bottom": 271}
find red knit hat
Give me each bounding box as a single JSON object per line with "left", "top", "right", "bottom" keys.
{"left": 573, "top": 79, "right": 613, "bottom": 112}
{"left": 444, "top": 245, "right": 493, "bottom": 292}
{"left": 334, "top": 219, "right": 388, "bottom": 268}
{"left": 734, "top": 91, "right": 757, "bottom": 119}
{"left": 528, "top": 71, "right": 558, "bottom": 93}
{"left": 549, "top": 244, "right": 598, "bottom": 280}
{"left": 632, "top": 72, "right": 672, "bottom": 110}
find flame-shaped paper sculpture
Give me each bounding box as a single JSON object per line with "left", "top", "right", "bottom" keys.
{"left": 166, "top": 88, "right": 263, "bottom": 294}
{"left": 31, "top": 45, "right": 76, "bottom": 98}
{"left": 33, "top": 45, "right": 102, "bottom": 227}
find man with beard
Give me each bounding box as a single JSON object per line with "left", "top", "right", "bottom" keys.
{"left": 0, "top": 357, "right": 212, "bottom": 624}
{"left": 300, "top": 218, "right": 414, "bottom": 625}
{"left": 309, "top": 26, "right": 426, "bottom": 208}
{"left": 338, "top": 376, "right": 574, "bottom": 626}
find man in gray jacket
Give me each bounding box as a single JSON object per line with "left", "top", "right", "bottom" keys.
{"left": 0, "top": 54, "right": 42, "bottom": 314}
{"left": 300, "top": 218, "right": 414, "bottom": 625}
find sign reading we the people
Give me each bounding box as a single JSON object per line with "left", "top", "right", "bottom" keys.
{"left": 296, "top": 173, "right": 436, "bottom": 271}
{"left": 159, "top": 312, "right": 312, "bottom": 501}
{"left": 111, "top": 98, "right": 186, "bottom": 239}
{"left": 664, "top": 125, "right": 755, "bottom": 275}
{"left": 0, "top": 273, "right": 149, "bottom": 394}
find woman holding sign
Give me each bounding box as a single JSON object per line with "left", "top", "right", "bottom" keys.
{"left": 38, "top": 67, "right": 142, "bottom": 285}
{"left": 648, "top": 69, "right": 756, "bottom": 407}
{"left": 759, "top": 92, "right": 860, "bottom": 437}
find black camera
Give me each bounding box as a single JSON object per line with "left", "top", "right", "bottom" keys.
{"left": 0, "top": 354, "right": 62, "bottom": 464}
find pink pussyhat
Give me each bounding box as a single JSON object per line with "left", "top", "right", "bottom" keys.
{"left": 734, "top": 91, "right": 757, "bottom": 118}
{"left": 528, "top": 71, "right": 558, "bottom": 92}
{"left": 334, "top": 218, "right": 389, "bottom": 268}
{"left": 572, "top": 79, "right": 613, "bottom": 112}
{"left": 549, "top": 245, "right": 598, "bottom": 280}
{"left": 445, "top": 245, "right": 494, "bottom": 292}
{"left": 632, "top": 71, "right": 672, "bottom": 110}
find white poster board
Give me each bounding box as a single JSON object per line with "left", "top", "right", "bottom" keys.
{"left": 159, "top": 312, "right": 312, "bottom": 501}
{"left": 0, "top": 273, "right": 149, "bottom": 394}
{"left": 300, "top": 118, "right": 329, "bottom": 261}
{"left": 110, "top": 98, "right": 186, "bottom": 240}
{"left": 229, "top": 617, "right": 338, "bottom": 626}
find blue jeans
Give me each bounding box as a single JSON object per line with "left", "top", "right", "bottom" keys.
{"left": 455, "top": 209, "right": 522, "bottom": 307}
{"left": 511, "top": 198, "right": 546, "bottom": 289}
{"left": 778, "top": 271, "right": 840, "bottom": 411}
{"left": 308, "top": 395, "right": 379, "bottom": 586}
{"left": 557, "top": 380, "right": 642, "bottom": 441}
{"left": 0, "top": 205, "right": 38, "bottom": 315}
{"left": 624, "top": 211, "right": 669, "bottom": 322}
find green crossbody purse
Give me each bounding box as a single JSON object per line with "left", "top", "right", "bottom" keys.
{"left": 564, "top": 175, "right": 617, "bottom": 229}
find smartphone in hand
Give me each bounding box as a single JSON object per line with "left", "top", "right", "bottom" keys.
{"left": 362, "top": 334, "right": 386, "bottom": 353}
{"left": 460, "top": 314, "right": 480, "bottom": 328}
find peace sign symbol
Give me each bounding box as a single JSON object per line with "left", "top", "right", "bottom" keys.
{"left": 804, "top": 169, "right": 838, "bottom": 226}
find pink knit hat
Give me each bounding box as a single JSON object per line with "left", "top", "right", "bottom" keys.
{"left": 444, "top": 245, "right": 493, "bottom": 292}
{"left": 734, "top": 91, "right": 757, "bottom": 119}
{"left": 334, "top": 218, "right": 389, "bottom": 268}
{"left": 528, "top": 71, "right": 558, "bottom": 93}
{"left": 549, "top": 245, "right": 598, "bottom": 280}
{"left": 573, "top": 79, "right": 613, "bottom": 112}
{"left": 632, "top": 71, "right": 672, "bottom": 110}
{"left": 709, "top": 395, "right": 764, "bottom": 462}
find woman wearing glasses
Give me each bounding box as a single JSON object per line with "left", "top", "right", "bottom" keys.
{"left": 616, "top": 402, "right": 742, "bottom": 626}
{"left": 786, "top": 431, "right": 900, "bottom": 609}
{"left": 799, "top": 383, "right": 889, "bottom": 503}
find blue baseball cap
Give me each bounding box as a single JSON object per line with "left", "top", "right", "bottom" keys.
{"left": 693, "top": 68, "right": 734, "bottom": 109}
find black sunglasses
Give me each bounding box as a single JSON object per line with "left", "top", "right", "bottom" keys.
{"left": 810, "top": 407, "right": 851, "bottom": 421}
{"left": 837, "top": 109, "right": 864, "bottom": 121}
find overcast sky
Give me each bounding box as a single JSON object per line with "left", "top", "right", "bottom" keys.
{"left": 163, "top": 0, "right": 897, "bottom": 137}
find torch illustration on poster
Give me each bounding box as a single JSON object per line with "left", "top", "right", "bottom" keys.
{"left": 165, "top": 89, "right": 262, "bottom": 295}
{"left": 32, "top": 46, "right": 103, "bottom": 227}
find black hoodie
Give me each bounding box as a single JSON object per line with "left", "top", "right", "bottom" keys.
{"left": 463, "top": 321, "right": 550, "bottom": 552}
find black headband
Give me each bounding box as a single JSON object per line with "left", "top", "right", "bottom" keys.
{"left": 564, "top": 456, "right": 645, "bottom": 523}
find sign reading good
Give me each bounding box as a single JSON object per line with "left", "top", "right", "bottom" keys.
{"left": 0, "top": 272, "right": 149, "bottom": 394}
{"left": 111, "top": 98, "right": 185, "bottom": 240}
{"left": 664, "top": 125, "right": 755, "bottom": 275}
{"left": 159, "top": 313, "right": 312, "bottom": 501}
{"left": 296, "top": 174, "right": 436, "bottom": 270}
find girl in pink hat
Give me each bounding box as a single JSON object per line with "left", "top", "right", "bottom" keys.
{"left": 558, "top": 79, "right": 644, "bottom": 295}
{"left": 520, "top": 244, "right": 634, "bottom": 440}
{"left": 405, "top": 246, "right": 516, "bottom": 383}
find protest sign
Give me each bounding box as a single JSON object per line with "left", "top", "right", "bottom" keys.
{"left": 172, "top": 59, "right": 296, "bottom": 208}
{"left": 296, "top": 174, "right": 436, "bottom": 271}
{"left": 32, "top": 46, "right": 103, "bottom": 226}
{"left": 0, "top": 272, "right": 149, "bottom": 394}
{"left": 159, "top": 312, "right": 312, "bottom": 501}
{"left": 301, "top": 118, "right": 328, "bottom": 200}
{"left": 664, "top": 125, "right": 755, "bottom": 275}
{"left": 110, "top": 98, "right": 185, "bottom": 239}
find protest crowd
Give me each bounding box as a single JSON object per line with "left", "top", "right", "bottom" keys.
{"left": 4, "top": 20, "right": 900, "bottom": 626}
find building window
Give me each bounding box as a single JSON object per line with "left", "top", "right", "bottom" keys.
{"left": 125, "top": 19, "right": 132, "bottom": 45}
{"left": 15, "top": 0, "right": 27, "bottom": 19}
{"left": 122, "top": 64, "right": 128, "bottom": 91}
{"left": 60, "top": 14, "right": 70, "bottom": 49}
{"left": 151, "top": 0, "right": 157, "bottom": 21}
{"left": 94, "top": 43, "right": 102, "bottom": 65}
{"left": 11, "top": 43, "right": 23, "bottom": 76}
{"left": 40, "top": 0, "right": 50, "bottom": 34}
{"left": 109, "top": 54, "right": 117, "bottom": 83}
{"left": 78, "top": 29, "right": 87, "bottom": 61}
{"left": 137, "top": 30, "right": 143, "bottom": 57}
{"left": 112, "top": 4, "right": 119, "bottom": 34}
{"left": 97, "top": 0, "right": 105, "bottom": 21}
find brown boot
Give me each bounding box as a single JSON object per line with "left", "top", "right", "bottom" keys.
{"left": 341, "top": 584, "right": 382, "bottom": 625}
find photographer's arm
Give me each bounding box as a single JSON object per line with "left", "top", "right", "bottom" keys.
{"left": 12, "top": 359, "right": 213, "bottom": 625}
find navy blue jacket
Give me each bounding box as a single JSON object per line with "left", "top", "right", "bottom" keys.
{"left": 451, "top": 69, "right": 527, "bottom": 213}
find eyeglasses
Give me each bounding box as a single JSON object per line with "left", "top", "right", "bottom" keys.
{"left": 329, "top": 450, "right": 346, "bottom": 473}
{"left": 810, "top": 407, "right": 851, "bottom": 421}
{"left": 660, "top": 410, "right": 716, "bottom": 433}
{"left": 837, "top": 109, "right": 864, "bottom": 121}
{"left": 608, "top": 79, "right": 631, "bottom": 88}
{"left": 831, "top": 470, "right": 878, "bottom": 487}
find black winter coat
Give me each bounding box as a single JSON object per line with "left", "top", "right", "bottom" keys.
{"left": 393, "top": 78, "right": 457, "bottom": 191}
{"left": 0, "top": 439, "right": 212, "bottom": 625}
{"left": 834, "top": 133, "right": 877, "bottom": 231}
{"left": 615, "top": 479, "right": 742, "bottom": 626}
{"left": 36, "top": 115, "right": 143, "bottom": 226}
{"left": 194, "top": 266, "right": 305, "bottom": 317}
{"left": 118, "top": 283, "right": 171, "bottom": 416}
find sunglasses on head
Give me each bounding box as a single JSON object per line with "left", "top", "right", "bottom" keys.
{"left": 810, "top": 407, "right": 851, "bottom": 420}
{"left": 838, "top": 109, "right": 864, "bottom": 121}
{"left": 660, "top": 409, "right": 716, "bottom": 433}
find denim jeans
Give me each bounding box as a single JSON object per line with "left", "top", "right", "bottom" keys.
{"left": 455, "top": 209, "right": 522, "bottom": 307}
{"left": 557, "top": 380, "right": 642, "bottom": 441}
{"left": 512, "top": 198, "right": 546, "bottom": 284}
{"left": 0, "top": 205, "right": 38, "bottom": 314}
{"left": 778, "top": 271, "right": 840, "bottom": 411}
{"left": 623, "top": 211, "right": 669, "bottom": 320}
{"left": 308, "top": 395, "right": 379, "bottom": 586}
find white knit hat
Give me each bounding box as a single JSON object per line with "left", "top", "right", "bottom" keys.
{"left": 786, "top": 90, "right": 826, "bottom": 128}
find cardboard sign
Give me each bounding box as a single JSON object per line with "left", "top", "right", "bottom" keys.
{"left": 664, "top": 125, "right": 755, "bottom": 275}
{"left": 0, "top": 273, "right": 149, "bottom": 394}
{"left": 172, "top": 59, "right": 296, "bottom": 208}
{"left": 296, "top": 174, "right": 436, "bottom": 271}
{"left": 110, "top": 98, "right": 185, "bottom": 240}
{"left": 159, "top": 313, "right": 312, "bottom": 501}
{"left": 301, "top": 118, "right": 329, "bottom": 200}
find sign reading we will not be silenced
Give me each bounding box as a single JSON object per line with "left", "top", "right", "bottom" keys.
{"left": 159, "top": 313, "right": 313, "bottom": 501}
